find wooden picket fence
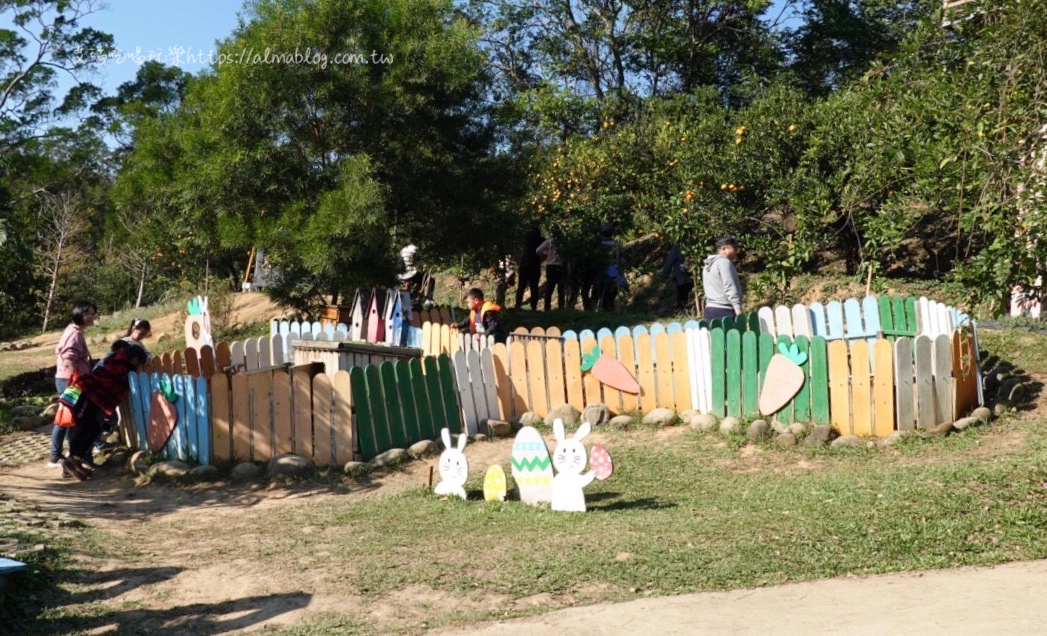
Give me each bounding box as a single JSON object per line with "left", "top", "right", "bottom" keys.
{"left": 128, "top": 294, "right": 983, "bottom": 467}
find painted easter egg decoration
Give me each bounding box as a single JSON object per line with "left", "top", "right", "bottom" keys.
{"left": 510, "top": 426, "right": 553, "bottom": 505}
{"left": 483, "top": 465, "right": 507, "bottom": 502}
{"left": 590, "top": 444, "right": 614, "bottom": 481}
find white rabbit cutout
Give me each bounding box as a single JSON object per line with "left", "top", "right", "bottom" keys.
{"left": 551, "top": 419, "right": 596, "bottom": 512}
{"left": 434, "top": 428, "right": 469, "bottom": 500}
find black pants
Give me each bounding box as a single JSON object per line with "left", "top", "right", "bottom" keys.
{"left": 68, "top": 399, "right": 104, "bottom": 462}
{"left": 676, "top": 281, "right": 694, "bottom": 309}
{"left": 543, "top": 264, "right": 565, "bottom": 311}
{"left": 704, "top": 305, "right": 737, "bottom": 321}
{"left": 516, "top": 264, "right": 540, "bottom": 310}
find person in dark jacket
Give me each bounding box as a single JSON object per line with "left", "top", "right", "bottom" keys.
{"left": 455, "top": 288, "right": 507, "bottom": 344}
{"left": 60, "top": 340, "right": 147, "bottom": 480}
{"left": 515, "top": 226, "right": 545, "bottom": 310}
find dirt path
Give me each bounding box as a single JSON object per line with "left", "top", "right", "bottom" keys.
{"left": 435, "top": 559, "right": 1047, "bottom": 635}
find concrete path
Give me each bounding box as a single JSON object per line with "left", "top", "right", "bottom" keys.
{"left": 440, "top": 560, "right": 1047, "bottom": 635}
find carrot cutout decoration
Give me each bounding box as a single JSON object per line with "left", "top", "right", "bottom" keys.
{"left": 582, "top": 346, "right": 641, "bottom": 394}
{"left": 758, "top": 342, "right": 808, "bottom": 416}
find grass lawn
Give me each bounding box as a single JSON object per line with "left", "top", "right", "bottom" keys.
{"left": 3, "top": 325, "right": 1047, "bottom": 635}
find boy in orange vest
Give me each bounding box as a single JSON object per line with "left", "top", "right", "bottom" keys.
{"left": 455, "top": 288, "right": 507, "bottom": 344}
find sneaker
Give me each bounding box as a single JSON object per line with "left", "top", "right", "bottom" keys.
{"left": 94, "top": 441, "right": 118, "bottom": 452}
{"left": 47, "top": 458, "right": 62, "bottom": 469}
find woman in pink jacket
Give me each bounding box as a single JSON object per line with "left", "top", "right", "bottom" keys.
{"left": 49, "top": 300, "right": 97, "bottom": 467}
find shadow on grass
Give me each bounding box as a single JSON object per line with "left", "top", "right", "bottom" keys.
{"left": 588, "top": 493, "right": 676, "bottom": 512}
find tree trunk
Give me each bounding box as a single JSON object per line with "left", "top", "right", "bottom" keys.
{"left": 41, "top": 247, "right": 62, "bottom": 332}
{"left": 135, "top": 261, "right": 147, "bottom": 308}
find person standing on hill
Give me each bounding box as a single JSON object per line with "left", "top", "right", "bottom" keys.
{"left": 702, "top": 237, "right": 743, "bottom": 320}
{"left": 515, "top": 226, "right": 545, "bottom": 311}
{"left": 49, "top": 300, "right": 96, "bottom": 468}
{"left": 536, "top": 236, "right": 565, "bottom": 311}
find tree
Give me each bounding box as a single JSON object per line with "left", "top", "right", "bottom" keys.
{"left": 34, "top": 188, "right": 87, "bottom": 330}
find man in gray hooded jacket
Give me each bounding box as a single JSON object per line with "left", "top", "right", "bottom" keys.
{"left": 702, "top": 237, "right": 743, "bottom": 320}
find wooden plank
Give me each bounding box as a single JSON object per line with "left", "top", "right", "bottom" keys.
{"left": 709, "top": 329, "right": 726, "bottom": 418}
{"left": 636, "top": 333, "right": 657, "bottom": 413}
{"left": 826, "top": 301, "right": 845, "bottom": 341}
{"left": 878, "top": 296, "right": 894, "bottom": 340}
{"left": 467, "top": 349, "right": 489, "bottom": 428}
{"left": 774, "top": 305, "right": 794, "bottom": 338}
{"left": 184, "top": 347, "right": 199, "bottom": 377}
{"left": 741, "top": 331, "right": 759, "bottom": 417}
{"left": 827, "top": 340, "right": 851, "bottom": 435}
{"left": 725, "top": 329, "right": 742, "bottom": 417}
{"left": 422, "top": 322, "right": 434, "bottom": 356}
{"left": 440, "top": 324, "right": 451, "bottom": 355}
{"left": 335, "top": 368, "right": 355, "bottom": 463}
{"left": 933, "top": 333, "right": 954, "bottom": 424}
{"left": 792, "top": 304, "right": 813, "bottom": 338}
{"left": 480, "top": 348, "right": 501, "bottom": 427}
{"left": 436, "top": 354, "right": 463, "bottom": 434}
{"left": 244, "top": 339, "right": 259, "bottom": 371}
{"left": 171, "top": 350, "right": 184, "bottom": 376}
{"left": 775, "top": 335, "right": 794, "bottom": 424}
{"left": 258, "top": 336, "right": 271, "bottom": 368}
{"left": 654, "top": 332, "right": 675, "bottom": 410}
{"left": 581, "top": 336, "right": 603, "bottom": 410}
{"left": 423, "top": 356, "right": 448, "bottom": 434}
{"left": 873, "top": 339, "right": 895, "bottom": 436}
{"left": 611, "top": 333, "right": 635, "bottom": 412}
{"left": 844, "top": 298, "right": 864, "bottom": 341}
{"left": 904, "top": 297, "right": 919, "bottom": 337}
{"left": 293, "top": 367, "right": 313, "bottom": 459}
{"left": 439, "top": 306, "right": 452, "bottom": 325}
{"left": 380, "top": 361, "right": 408, "bottom": 447}
{"left": 810, "top": 302, "right": 827, "bottom": 338}
{"left": 200, "top": 345, "right": 217, "bottom": 378}
{"left": 271, "top": 334, "right": 285, "bottom": 366}
{"left": 508, "top": 340, "right": 530, "bottom": 417}
{"left": 195, "top": 376, "right": 211, "bottom": 466}
{"left": 757, "top": 307, "right": 776, "bottom": 336}
{"left": 892, "top": 296, "right": 909, "bottom": 335}
{"left": 810, "top": 336, "right": 830, "bottom": 425}
{"left": 697, "top": 328, "right": 713, "bottom": 413}
{"left": 453, "top": 350, "right": 478, "bottom": 434}
{"left": 161, "top": 352, "right": 173, "bottom": 376}
{"left": 545, "top": 339, "right": 567, "bottom": 409}
{"left": 211, "top": 373, "right": 231, "bottom": 462}
{"left": 349, "top": 368, "right": 374, "bottom": 456}
{"left": 794, "top": 335, "right": 811, "bottom": 422}
{"left": 273, "top": 369, "right": 293, "bottom": 455}
{"left": 850, "top": 340, "right": 872, "bottom": 436}
{"left": 526, "top": 339, "right": 549, "bottom": 417}
{"left": 408, "top": 358, "right": 434, "bottom": 441}
{"left": 953, "top": 330, "right": 979, "bottom": 418}
{"left": 490, "top": 343, "right": 512, "bottom": 420}
{"left": 394, "top": 360, "right": 421, "bottom": 444}
{"left": 563, "top": 338, "right": 586, "bottom": 413}
{"left": 230, "top": 372, "right": 251, "bottom": 462}
{"left": 670, "top": 330, "right": 692, "bottom": 412}
{"left": 915, "top": 336, "right": 935, "bottom": 429}
{"left": 217, "top": 342, "right": 233, "bottom": 371}
{"left": 364, "top": 364, "right": 392, "bottom": 454}
{"left": 598, "top": 335, "right": 622, "bottom": 414}
{"left": 250, "top": 371, "right": 273, "bottom": 461}
{"left": 893, "top": 337, "right": 915, "bottom": 431}
{"left": 312, "top": 373, "right": 333, "bottom": 465}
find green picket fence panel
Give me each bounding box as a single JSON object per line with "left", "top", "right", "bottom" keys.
{"left": 423, "top": 356, "right": 449, "bottom": 433}
{"left": 350, "top": 367, "right": 378, "bottom": 461}
{"left": 758, "top": 332, "right": 775, "bottom": 394}
{"left": 748, "top": 312, "right": 760, "bottom": 333}
{"left": 710, "top": 328, "right": 726, "bottom": 418}
{"left": 436, "top": 354, "right": 463, "bottom": 434}
{"left": 775, "top": 335, "right": 794, "bottom": 424}
{"left": 726, "top": 329, "right": 742, "bottom": 417}
{"left": 742, "top": 331, "right": 759, "bottom": 417}
{"left": 380, "top": 362, "right": 408, "bottom": 449}
{"left": 394, "top": 359, "right": 421, "bottom": 444}
{"left": 878, "top": 296, "right": 895, "bottom": 342}
{"left": 904, "top": 297, "right": 918, "bottom": 334}
{"left": 364, "top": 365, "right": 392, "bottom": 455}
{"left": 893, "top": 296, "right": 909, "bottom": 334}
{"left": 794, "top": 335, "right": 811, "bottom": 422}
{"left": 409, "top": 358, "right": 436, "bottom": 441}
{"left": 810, "top": 336, "right": 830, "bottom": 425}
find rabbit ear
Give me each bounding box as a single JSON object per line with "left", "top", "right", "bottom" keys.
{"left": 457, "top": 430, "right": 468, "bottom": 452}
{"left": 441, "top": 428, "right": 452, "bottom": 450}
{"left": 553, "top": 418, "right": 566, "bottom": 443}
{"left": 575, "top": 421, "right": 591, "bottom": 441}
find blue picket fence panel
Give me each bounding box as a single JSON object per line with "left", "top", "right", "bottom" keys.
{"left": 126, "top": 371, "right": 212, "bottom": 465}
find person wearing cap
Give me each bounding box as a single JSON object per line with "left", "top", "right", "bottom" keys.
{"left": 702, "top": 237, "right": 744, "bottom": 320}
